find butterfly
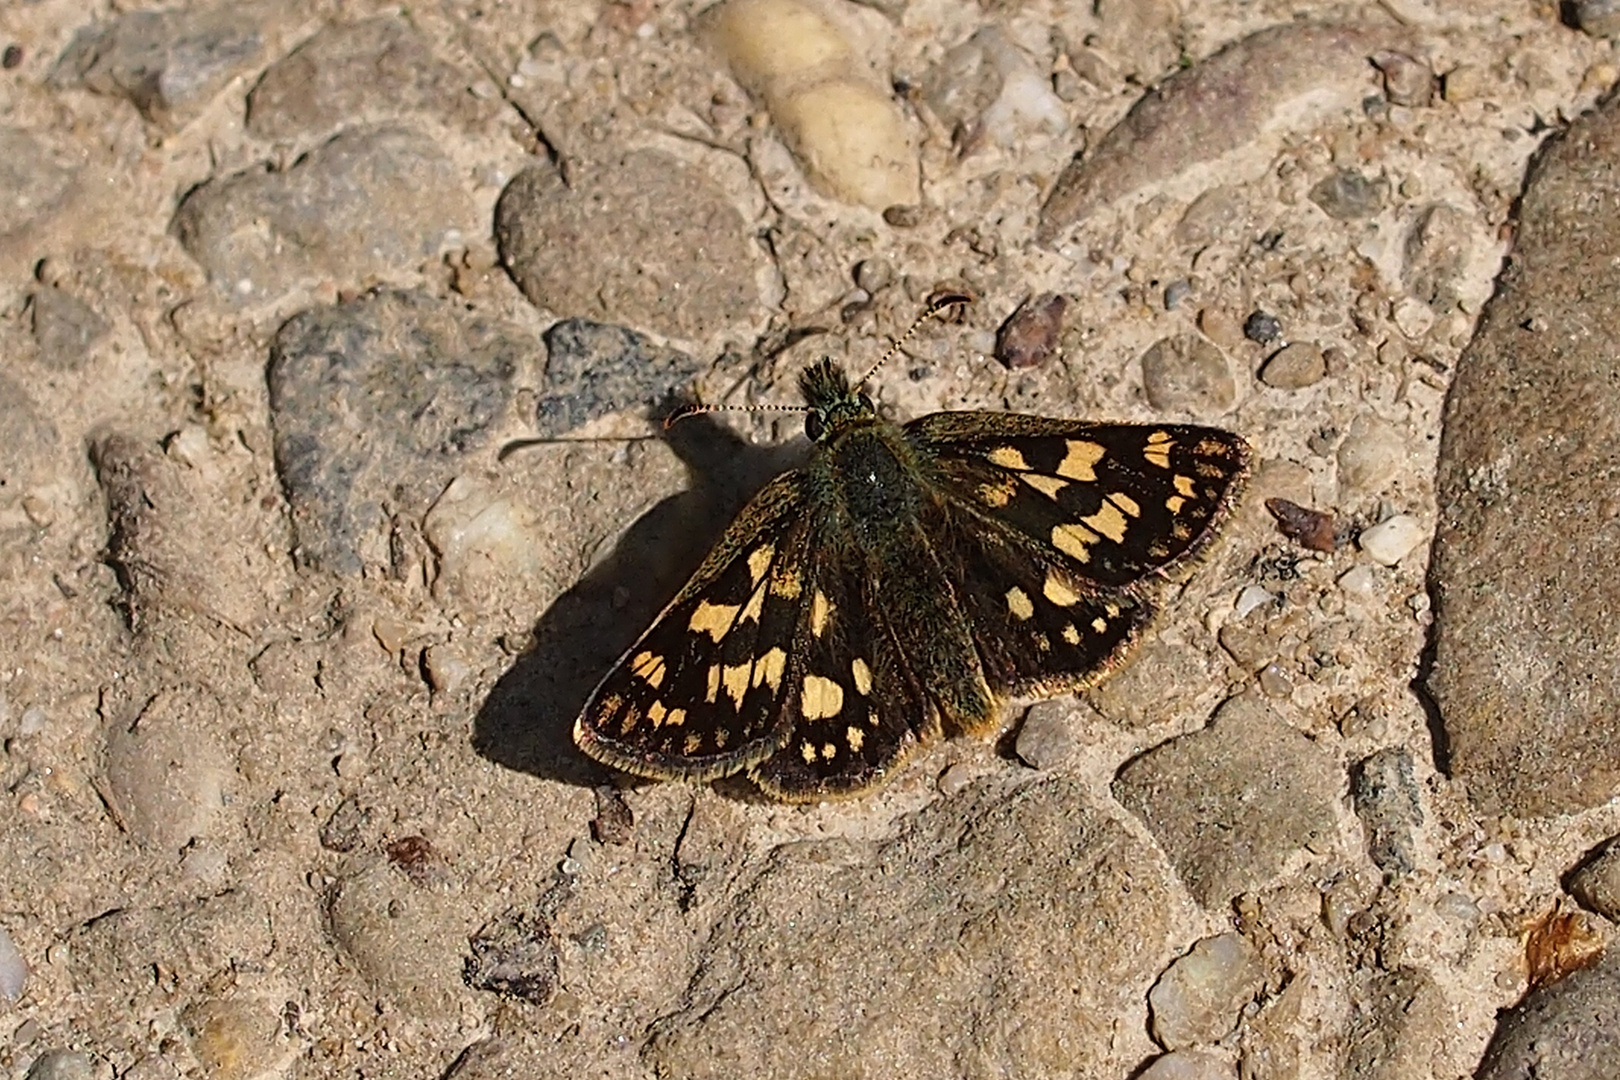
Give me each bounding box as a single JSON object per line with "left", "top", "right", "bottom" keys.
{"left": 573, "top": 294, "right": 1250, "bottom": 800}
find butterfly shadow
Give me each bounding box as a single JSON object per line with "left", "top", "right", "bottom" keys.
{"left": 472, "top": 409, "right": 808, "bottom": 790}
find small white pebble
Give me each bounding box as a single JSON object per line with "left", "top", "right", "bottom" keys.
{"left": 1233, "top": 584, "right": 1275, "bottom": 619}
{"left": 1337, "top": 563, "right": 1378, "bottom": 597}
{"left": 18, "top": 706, "right": 47, "bottom": 737}
{"left": 1358, "top": 514, "right": 1427, "bottom": 566}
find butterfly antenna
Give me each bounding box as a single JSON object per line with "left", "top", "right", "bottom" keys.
{"left": 663, "top": 400, "right": 808, "bottom": 430}
{"left": 855, "top": 290, "right": 975, "bottom": 388}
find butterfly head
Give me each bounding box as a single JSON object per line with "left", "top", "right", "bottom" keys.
{"left": 799, "top": 358, "right": 875, "bottom": 443}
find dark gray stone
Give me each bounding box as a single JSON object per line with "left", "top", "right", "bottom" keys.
{"left": 246, "top": 16, "right": 497, "bottom": 140}
{"left": 1476, "top": 952, "right": 1620, "bottom": 1080}
{"left": 1567, "top": 839, "right": 1620, "bottom": 922}
{"left": 496, "top": 150, "right": 757, "bottom": 340}
{"left": 648, "top": 778, "right": 1175, "bottom": 1078}
{"left": 1113, "top": 694, "right": 1338, "bottom": 908}
{"left": 1426, "top": 92, "right": 1620, "bottom": 818}
{"left": 268, "top": 291, "right": 525, "bottom": 575}
{"left": 537, "top": 319, "right": 700, "bottom": 437}
{"left": 50, "top": 4, "right": 265, "bottom": 130}
{"left": 1351, "top": 748, "right": 1422, "bottom": 876}
{"left": 172, "top": 125, "right": 476, "bottom": 305}
{"left": 1309, "top": 169, "right": 1387, "bottom": 220}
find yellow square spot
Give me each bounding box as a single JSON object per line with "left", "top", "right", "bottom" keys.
{"left": 705, "top": 664, "right": 721, "bottom": 703}
{"left": 1062, "top": 623, "right": 1081, "bottom": 644}
{"left": 753, "top": 646, "right": 787, "bottom": 691}
{"left": 630, "top": 651, "right": 667, "bottom": 688}
{"left": 847, "top": 726, "right": 865, "bottom": 753}
{"left": 722, "top": 662, "right": 752, "bottom": 708}
{"left": 648, "top": 701, "right": 667, "bottom": 727}
{"left": 1057, "top": 439, "right": 1105, "bottom": 481}
{"left": 688, "top": 601, "right": 740, "bottom": 640}
{"left": 978, "top": 479, "right": 1014, "bottom": 507}
{"left": 1006, "top": 586, "right": 1035, "bottom": 620}
{"left": 1166, "top": 495, "right": 1186, "bottom": 514}
{"left": 739, "top": 581, "right": 767, "bottom": 624}
{"left": 1108, "top": 492, "right": 1141, "bottom": 517}
{"left": 747, "top": 544, "right": 774, "bottom": 584}
{"left": 851, "top": 657, "right": 873, "bottom": 695}
{"left": 987, "top": 445, "right": 1030, "bottom": 470}
{"left": 801, "top": 675, "right": 844, "bottom": 720}
{"left": 1083, "top": 502, "right": 1130, "bottom": 542}
{"left": 1043, "top": 574, "right": 1080, "bottom": 607}
{"left": 1022, "top": 473, "right": 1068, "bottom": 499}
{"left": 770, "top": 568, "right": 802, "bottom": 598}
{"left": 1174, "top": 474, "right": 1197, "bottom": 497}
{"left": 1052, "top": 523, "right": 1097, "bottom": 562}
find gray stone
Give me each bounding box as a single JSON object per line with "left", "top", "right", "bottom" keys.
{"left": 1343, "top": 967, "right": 1453, "bottom": 1080}
{"left": 1476, "top": 952, "right": 1620, "bottom": 1080}
{"left": 1138, "top": 1050, "right": 1232, "bottom": 1080}
{"left": 1568, "top": 840, "right": 1620, "bottom": 921}
{"left": 0, "top": 129, "right": 77, "bottom": 240}
{"left": 1351, "top": 748, "right": 1422, "bottom": 876}
{"left": 496, "top": 150, "right": 757, "bottom": 340}
{"left": 1336, "top": 415, "right": 1404, "bottom": 496}
{"left": 1309, "top": 169, "right": 1387, "bottom": 221}
{"left": 537, "top": 319, "right": 700, "bottom": 438}
{"left": 1014, "top": 700, "right": 1080, "bottom": 769}
{"left": 1260, "top": 342, "right": 1327, "bottom": 389}
{"left": 1426, "top": 92, "right": 1620, "bottom": 818}
{"left": 1113, "top": 695, "right": 1338, "bottom": 908}
{"left": 172, "top": 125, "right": 476, "bottom": 305}
{"left": 1403, "top": 203, "right": 1473, "bottom": 312}
{"left": 50, "top": 5, "right": 266, "bottom": 130}
{"left": 24, "top": 1051, "right": 98, "bottom": 1080}
{"left": 1140, "top": 334, "right": 1237, "bottom": 416}
{"left": 247, "top": 16, "right": 497, "bottom": 140}
{"left": 268, "top": 290, "right": 524, "bottom": 575}
{"left": 647, "top": 778, "right": 1175, "bottom": 1078}
{"left": 1576, "top": 0, "right": 1620, "bottom": 36}
{"left": 1039, "top": 24, "right": 1393, "bottom": 243}
{"left": 29, "top": 287, "right": 109, "bottom": 370}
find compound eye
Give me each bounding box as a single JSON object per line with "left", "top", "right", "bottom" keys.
{"left": 805, "top": 412, "right": 825, "bottom": 441}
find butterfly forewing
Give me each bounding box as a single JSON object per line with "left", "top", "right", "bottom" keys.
{"left": 574, "top": 475, "right": 812, "bottom": 781}
{"left": 910, "top": 414, "right": 1250, "bottom": 587}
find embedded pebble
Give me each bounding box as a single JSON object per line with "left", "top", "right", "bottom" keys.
{"left": 1392, "top": 296, "right": 1435, "bottom": 338}
{"left": 1576, "top": 0, "right": 1620, "bottom": 36}
{"left": 923, "top": 27, "right": 1066, "bottom": 155}
{"left": 1309, "top": 169, "right": 1387, "bottom": 220}
{"left": 995, "top": 293, "right": 1067, "bottom": 370}
{"left": 1196, "top": 307, "right": 1245, "bottom": 350}
{"left": 0, "top": 129, "right": 79, "bottom": 239}
{"left": 173, "top": 126, "right": 475, "bottom": 305}
{"left": 1014, "top": 701, "right": 1078, "bottom": 770}
{"left": 1337, "top": 563, "right": 1379, "bottom": 598}
{"left": 246, "top": 16, "right": 497, "bottom": 140}
{"left": 465, "top": 909, "right": 559, "bottom": 1004}
{"left": 535, "top": 319, "right": 700, "bottom": 437}
{"left": 423, "top": 642, "right": 473, "bottom": 694}
{"left": 1335, "top": 415, "right": 1405, "bottom": 495}
{"left": 1233, "top": 584, "right": 1275, "bottom": 620}
{"left": 1039, "top": 23, "right": 1388, "bottom": 242}
{"left": 1259, "top": 342, "right": 1327, "bottom": 389}
{"left": 1568, "top": 841, "right": 1620, "bottom": 921}
{"left": 936, "top": 762, "right": 977, "bottom": 796}
{"left": 268, "top": 290, "right": 522, "bottom": 576}
{"left": 0, "top": 923, "right": 26, "bottom": 1001}
{"left": 701, "top": 0, "right": 917, "bottom": 207}
{"left": 1148, "top": 932, "right": 1263, "bottom": 1048}
{"left": 1358, "top": 514, "right": 1426, "bottom": 566}
{"left": 1374, "top": 50, "right": 1436, "bottom": 107}
{"left": 1140, "top": 335, "right": 1236, "bottom": 416}
{"left": 0, "top": 372, "right": 60, "bottom": 494}
{"left": 29, "top": 287, "right": 108, "bottom": 371}
{"left": 50, "top": 6, "right": 265, "bottom": 130}
{"left": 327, "top": 859, "right": 473, "bottom": 1018}
{"left": 1403, "top": 203, "right": 1473, "bottom": 311}
{"left": 182, "top": 996, "right": 286, "bottom": 1080}
{"left": 1137, "top": 1050, "right": 1231, "bottom": 1080}
{"left": 23, "top": 1050, "right": 98, "bottom": 1080}
{"left": 496, "top": 150, "right": 757, "bottom": 339}
{"left": 1175, "top": 187, "right": 1251, "bottom": 249}
{"left": 103, "top": 690, "right": 234, "bottom": 851}
{"left": 1243, "top": 310, "right": 1282, "bottom": 344}
{"left": 1257, "top": 663, "right": 1293, "bottom": 699}
{"left": 1352, "top": 748, "right": 1423, "bottom": 876}
{"left": 423, "top": 478, "right": 550, "bottom": 600}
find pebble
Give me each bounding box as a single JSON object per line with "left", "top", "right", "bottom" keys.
{"left": 1337, "top": 563, "right": 1379, "bottom": 597}
{"left": 1137, "top": 1050, "right": 1230, "bottom": 1080}
{"left": 1358, "top": 514, "right": 1426, "bottom": 566}
{"left": 1568, "top": 841, "right": 1620, "bottom": 920}
{"left": 1243, "top": 310, "right": 1282, "bottom": 345}
{"left": 24, "top": 1051, "right": 100, "bottom": 1080}
{"left": 1257, "top": 663, "right": 1293, "bottom": 699}
{"left": 1576, "top": 0, "right": 1620, "bottom": 36}
{"left": 0, "top": 129, "right": 77, "bottom": 239}
{"left": 1148, "top": 932, "right": 1263, "bottom": 1047}
{"left": 701, "top": 0, "right": 917, "bottom": 207}
{"left": 1196, "top": 307, "right": 1245, "bottom": 351}
{"left": 495, "top": 150, "right": 757, "bottom": 339}
{"left": 936, "top": 762, "right": 977, "bottom": 796}
{"left": 1352, "top": 748, "right": 1423, "bottom": 876}
{"left": 465, "top": 909, "right": 558, "bottom": 1004}
{"left": 1335, "top": 415, "right": 1405, "bottom": 495}
{"left": 1374, "top": 50, "right": 1436, "bottom": 107}
{"left": 1259, "top": 341, "right": 1327, "bottom": 389}
{"left": 536, "top": 319, "right": 700, "bottom": 437}
{"left": 0, "top": 923, "right": 26, "bottom": 1001}
{"left": 29, "top": 287, "right": 108, "bottom": 371}
{"left": 423, "top": 642, "right": 472, "bottom": 694}
{"left": 1140, "top": 334, "right": 1237, "bottom": 416}
{"left": 103, "top": 690, "right": 233, "bottom": 850}
{"left": 182, "top": 996, "right": 285, "bottom": 1080}
{"left": 1309, "top": 169, "right": 1387, "bottom": 220}
{"left": 1392, "top": 296, "right": 1435, "bottom": 338}
{"left": 327, "top": 859, "right": 472, "bottom": 1018}
{"left": 995, "top": 293, "right": 1067, "bottom": 370}
{"left": 50, "top": 6, "right": 264, "bottom": 130}
{"left": 1233, "top": 584, "right": 1275, "bottom": 620}
{"left": 923, "top": 27, "right": 1067, "bottom": 154}
{"left": 1442, "top": 63, "right": 1491, "bottom": 103}
{"left": 1014, "top": 702, "right": 1078, "bottom": 769}
{"left": 173, "top": 126, "right": 475, "bottom": 305}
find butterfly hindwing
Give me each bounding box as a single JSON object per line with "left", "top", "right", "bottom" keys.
{"left": 909, "top": 414, "right": 1250, "bottom": 587}
{"left": 573, "top": 474, "right": 813, "bottom": 781}
{"left": 749, "top": 556, "right": 931, "bottom": 800}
